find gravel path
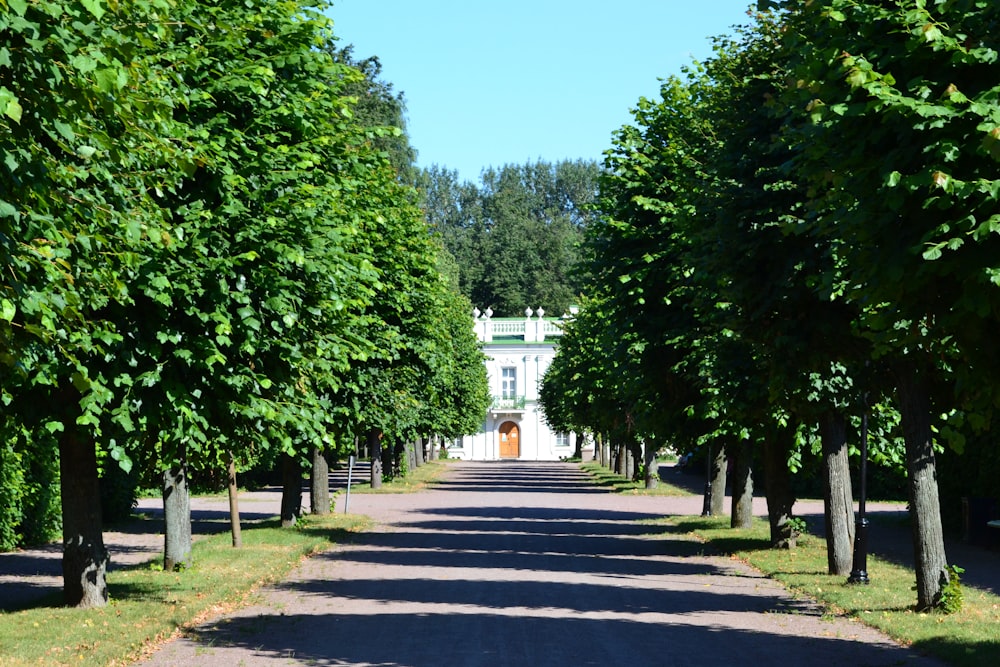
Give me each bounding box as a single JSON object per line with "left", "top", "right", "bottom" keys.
{"left": 134, "top": 461, "right": 945, "bottom": 667}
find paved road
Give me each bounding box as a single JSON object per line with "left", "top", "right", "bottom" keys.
{"left": 139, "top": 462, "right": 944, "bottom": 667}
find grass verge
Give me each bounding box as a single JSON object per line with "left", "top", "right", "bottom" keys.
{"left": 345, "top": 458, "right": 453, "bottom": 494}
{"left": 580, "top": 461, "right": 689, "bottom": 496}
{"left": 0, "top": 512, "right": 369, "bottom": 666}
{"left": 667, "top": 515, "right": 1000, "bottom": 667}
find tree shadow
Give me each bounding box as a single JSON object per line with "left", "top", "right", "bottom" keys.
{"left": 180, "top": 609, "right": 929, "bottom": 667}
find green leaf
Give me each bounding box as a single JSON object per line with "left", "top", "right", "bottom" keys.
{"left": 80, "top": 0, "right": 106, "bottom": 20}
{"left": 69, "top": 54, "right": 99, "bottom": 74}
{"left": 922, "top": 244, "right": 944, "bottom": 261}
{"left": 1, "top": 298, "right": 15, "bottom": 322}
{"left": 53, "top": 119, "right": 75, "bottom": 142}
{"left": 3, "top": 97, "right": 22, "bottom": 123}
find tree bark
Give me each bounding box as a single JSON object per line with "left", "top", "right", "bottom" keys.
{"left": 382, "top": 439, "right": 403, "bottom": 479}
{"left": 574, "top": 431, "right": 584, "bottom": 460}
{"left": 820, "top": 410, "right": 855, "bottom": 575}
{"left": 59, "top": 429, "right": 108, "bottom": 608}
{"left": 227, "top": 451, "right": 242, "bottom": 548}
{"left": 369, "top": 429, "right": 383, "bottom": 489}
{"left": 710, "top": 443, "right": 728, "bottom": 516}
{"left": 595, "top": 432, "right": 604, "bottom": 467}
{"left": 405, "top": 440, "right": 416, "bottom": 473}
{"left": 762, "top": 431, "right": 797, "bottom": 549}
{"left": 414, "top": 436, "right": 425, "bottom": 468}
{"left": 162, "top": 452, "right": 192, "bottom": 572}
{"left": 895, "top": 362, "right": 949, "bottom": 610}
{"left": 625, "top": 441, "right": 636, "bottom": 481}
{"left": 643, "top": 439, "right": 658, "bottom": 489}
{"left": 280, "top": 453, "right": 302, "bottom": 528}
{"left": 731, "top": 439, "right": 754, "bottom": 530}
{"left": 615, "top": 440, "right": 626, "bottom": 476}
{"left": 310, "top": 446, "right": 330, "bottom": 516}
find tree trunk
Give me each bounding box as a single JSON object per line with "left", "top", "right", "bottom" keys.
{"left": 731, "top": 439, "right": 754, "bottom": 529}
{"left": 710, "top": 443, "right": 728, "bottom": 516}
{"left": 615, "top": 440, "right": 626, "bottom": 476}
{"left": 595, "top": 432, "right": 604, "bottom": 467}
{"left": 574, "top": 431, "right": 584, "bottom": 460}
{"left": 280, "top": 453, "right": 302, "bottom": 528}
{"left": 762, "top": 431, "right": 797, "bottom": 549}
{"left": 59, "top": 429, "right": 108, "bottom": 608}
{"left": 369, "top": 429, "right": 383, "bottom": 489}
{"left": 310, "top": 446, "right": 330, "bottom": 516}
{"left": 895, "top": 362, "right": 949, "bottom": 610}
{"left": 227, "top": 451, "right": 242, "bottom": 548}
{"left": 820, "top": 410, "right": 855, "bottom": 575}
{"left": 162, "top": 453, "right": 192, "bottom": 572}
{"left": 406, "top": 440, "right": 416, "bottom": 473}
{"left": 383, "top": 438, "right": 397, "bottom": 480}
{"left": 414, "top": 436, "right": 425, "bottom": 468}
{"left": 643, "top": 439, "right": 658, "bottom": 489}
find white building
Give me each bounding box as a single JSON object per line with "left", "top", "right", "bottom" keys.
{"left": 449, "top": 307, "right": 580, "bottom": 461}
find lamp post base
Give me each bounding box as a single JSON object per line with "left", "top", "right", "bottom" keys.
{"left": 847, "top": 516, "right": 870, "bottom": 585}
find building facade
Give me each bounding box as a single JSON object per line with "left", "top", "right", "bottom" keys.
{"left": 449, "top": 307, "right": 578, "bottom": 461}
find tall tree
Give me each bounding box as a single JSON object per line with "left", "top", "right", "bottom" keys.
{"left": 1, "top": 0, "right": 189, "bottom": 607}
{"left": 419, "top": 160, "right": 600, "bottom": 316}
{"left": 774, "top": 0, "right": 1000, "bottom": 608}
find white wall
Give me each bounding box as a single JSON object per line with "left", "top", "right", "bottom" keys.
{"left": 451, "top": 340, "right": 575, "bottom": 461}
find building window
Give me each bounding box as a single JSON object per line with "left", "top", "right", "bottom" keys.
{"left": 501, "top": 367, "right": 517, "bottom": 399}
{"left": 555, "top": 432, "right": 570, "bottom": 447}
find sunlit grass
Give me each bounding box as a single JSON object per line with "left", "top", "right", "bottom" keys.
{"left": 665, "top": 515, "right": 1000, "bottom": 667}
{"left": 0, "top": 513, "right": 369, "bottom": 666}
{"left": 347, "top": 459, "right": 453, "bottom": 494}
{"left": 580, "top": 461, "right": 689, "bottom": 495}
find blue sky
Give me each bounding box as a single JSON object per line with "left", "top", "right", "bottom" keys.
{"left": 327, "top": 1, "right": 755, "bottom": 183}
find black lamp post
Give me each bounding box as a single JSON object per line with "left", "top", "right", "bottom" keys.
{"left": 702, "top": 443, "right": 713, "bottom": 516}
{"left": 848, "top": 392, "right": 870, "bottom": 584}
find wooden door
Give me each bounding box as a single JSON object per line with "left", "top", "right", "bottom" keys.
{"left": 499, "top": 421, "right": 520, "bottom": 459}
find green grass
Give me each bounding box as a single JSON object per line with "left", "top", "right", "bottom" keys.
{"left": 0, "top": 513, "right": 369, "bottom": 666}
{"left": 346, "top": 459, "right": 453, "bottom": 494}
{"left": 580, "top": 460, "right": 689, "bottom": 496}
{"left": 665, "top": 515, "right": 1000, "bottom": 667}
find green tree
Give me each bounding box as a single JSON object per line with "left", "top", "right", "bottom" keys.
{"left": 774, "top": 0, "right": 1000, "bottom": 608}
{"left": 1, "top": 0, "right": 187, "bottom": 606}
{"left": 419, "top": 160, "right": 600, "bottom": 317}
{"left": 329, "top": 45, "right": 417, "bottom": 179}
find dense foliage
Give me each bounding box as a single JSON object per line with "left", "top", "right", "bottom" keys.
{"left": 417, "top": 159, "right": 600, "bottom": 317}
{"left": 1, "top": 0, "right": 487, "bottom": 606}
{"left": 543, "top": 0, "right": 1000, "bottom": 610}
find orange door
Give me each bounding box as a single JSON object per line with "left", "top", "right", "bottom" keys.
{"left": 499, "top": 421, "right": 520, "bottom": 459}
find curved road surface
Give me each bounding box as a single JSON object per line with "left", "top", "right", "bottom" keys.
{"left": 140, "top": 461, "right": 943, "bottom": 667}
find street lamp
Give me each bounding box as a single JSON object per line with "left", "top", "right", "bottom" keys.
{"left": 848, "top": 391, "right": 870, "bottom": 585}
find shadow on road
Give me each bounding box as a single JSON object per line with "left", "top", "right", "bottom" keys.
{"left": 151, "top": 462, "right": 940, "bottom": 667}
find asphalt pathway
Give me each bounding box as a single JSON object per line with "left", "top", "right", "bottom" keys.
{"left": 138, "top": 462, "right": 945, "bottom": 667}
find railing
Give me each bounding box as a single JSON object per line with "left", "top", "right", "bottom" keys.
{"left": 542, "top": 320, "right": 563, "bottom": 335}
{"left": 474, "top": 316, "right": 565, "bottom": 343}
{"left": 491, "top": 320, "right": 526, "bottom": 336}
{"left": 492, "top": 395, "right": 526, "bottom": 410}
